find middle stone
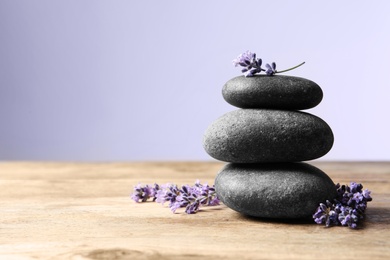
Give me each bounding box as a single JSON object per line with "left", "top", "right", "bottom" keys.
{"left": 203, "top": 109, "right": 334, "bottom": 163}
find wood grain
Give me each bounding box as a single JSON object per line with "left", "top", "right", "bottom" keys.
{"left": 0, "top": 161, "right": 389, "bottom": 259}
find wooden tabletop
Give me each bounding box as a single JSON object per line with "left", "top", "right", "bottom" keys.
{"left": 0, "top": 161, "right": 389, "bottom": 260}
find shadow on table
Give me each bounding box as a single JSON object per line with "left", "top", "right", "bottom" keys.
{"left": 236, "top": 212, "right": 314, "bottom": 225}
{"left": 365, "top": 207, "right": 390, "bottom": 224}
{"left": 234, "top": 206, "right": 390, "bottom": 227}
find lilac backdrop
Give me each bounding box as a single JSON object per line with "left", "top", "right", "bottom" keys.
{"left": 1, "top": 0, "right": 389, "bottom": 161}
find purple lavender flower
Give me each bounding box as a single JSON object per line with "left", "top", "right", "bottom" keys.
{"left": 131, "top": 183, "right": 157, "bottom": 203}
{"left": 313, "top": 200, "right": 339, "bottom": 227}
{"left": 197, "top": 182, "right": 220, "bottom": 206}
{"left": 155, "top": 183, "right": 180, "bottom": 207}
{"left": 350, "top": 182, "right": 363, "bottom": 193}
{"left": 185, "top": 200, "right": 200, "bottom": 214}
{"left": 335, "top": 183, "right": 346, "bottom": 201}
{"left": 355, "top": 202, "right": 367, "bottom": 212}
{"left": 134, "top": 181, "right": 220, "bottom": 214}
{"left": 265, "top": 62, "right": 277, "bottom": 75}
{"left": 232, "top": 51, "right": 305, "bottom": 77}
{"left": 171, "top": 182, "right": 220, "bottom": 214}
{"left": 314, "top": 182, "right": 372, "bottom": 229}
{"left": 170, "top": 201, "right": 183, "bottom": 213}
{"left": 232, "top": 51, "right": 264, "bottom": 77}
{"left": 363, "top": 189, "right": 372, "bottom": 201}
{"left": 150, "top": 183, "right": 160, "bottom": 201}
{"left": 232, "top": 51, "right": 256, "bottom": 67}
{"left": 352, "top": 192, "right": 364, "bottom": 204}
{"left": 170, "top": 185, "right": 199, "bottom": 213}
{"left": 338, "top": 206, "right": 360, "bottom": 229}
{"left": 313, "top": 203, "right": 329, "bottom": 224}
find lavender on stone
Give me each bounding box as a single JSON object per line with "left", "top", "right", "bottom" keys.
{"left": 232, "top": 51, "right": 263, "bottom": 77}
{"left": 131, "top": 180, "right": 220, "bottom": 214}
{"left": 265, "top": 62, "right": 277, "bottom": 76}
{"left": 313, "top": 182, "right": 372, "bottom": 229}
{"left": 232, "top": 50, "right": 305, "bottom": 77}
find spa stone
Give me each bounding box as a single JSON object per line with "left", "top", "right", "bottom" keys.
{"left": 215, "top": 162, "right": 337, "bottom": 218}
{"left": 222, "top": 75, "right": 323, "bottom": 110}
{"left": 203, "top": 109, "right": 334, "bottom": 163}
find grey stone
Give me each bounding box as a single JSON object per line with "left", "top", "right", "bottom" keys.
{"left": 203, "top": 109, "right": 334, "bottom": 163}
{"left": 222, "top": 75, "right": 323, "bottom": 110}
{"left": 215, "top": 162, "right": 337, "bottom": 218}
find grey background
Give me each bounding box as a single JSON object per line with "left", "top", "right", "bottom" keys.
{"left": 1, "top": 0, "right": 389, "bottom": 161}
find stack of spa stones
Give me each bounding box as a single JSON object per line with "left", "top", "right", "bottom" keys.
{"left": 203, "top": 75, "right": 337, "bottom": 219}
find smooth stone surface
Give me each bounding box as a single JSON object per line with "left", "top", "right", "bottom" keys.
{"left": 203, "top": 109, "right": 334, "bottom": 163}
{"left": 222, "top": 75, "right": 323, "bottom": 110}
{"left": 215, "top": 162, "right": 337, "bottom": 218}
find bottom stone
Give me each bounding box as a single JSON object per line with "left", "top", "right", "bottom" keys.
{"left": 215, "top": 162, "right": 337, "bottom": 219}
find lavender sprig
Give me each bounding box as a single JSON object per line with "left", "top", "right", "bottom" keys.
{"left": 232, "top": 50, "right": 305, "bottom": 77}
{"left": 131, "top": 180, "right": 220, "bottom": 214}
{"left": 131, "top": 183, "right": 160, "bottom": 202}
{"left": 313, "top": 182, "right": 372, "bottom": 229}
{"left": 132, "top": 180, "right": 372, "bottom": 227}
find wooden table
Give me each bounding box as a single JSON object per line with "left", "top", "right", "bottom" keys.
{"left": 0, "top": 162, "right": 389, "bottom": 259}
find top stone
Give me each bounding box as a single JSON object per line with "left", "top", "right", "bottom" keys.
{"left": 222, "top": 75, "right": 323, "bottom": 110}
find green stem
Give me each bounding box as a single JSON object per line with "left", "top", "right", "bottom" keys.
{"left": 275, "top": 61, "right": 305, "bottom": 74}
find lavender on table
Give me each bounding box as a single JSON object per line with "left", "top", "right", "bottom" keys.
{"left": 131, "top": 183, "right": 160, "bottom": 202}
{"left": 132, "top": 180, "right": 372, "bottom": 228}
{"left": 131, "top": 180, "right": 220, "bottom": 214}
{"left": 313, "top": 182, "right": 372, "bottom": 229}
{"left": 232, "top": 50, "right": 305, "bottom": 77}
